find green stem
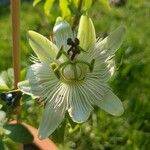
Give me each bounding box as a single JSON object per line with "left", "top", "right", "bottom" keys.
{"left": 72, "top": 0, "right": 83, "bottom": 30}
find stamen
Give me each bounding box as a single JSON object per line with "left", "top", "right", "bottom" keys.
{"left": 56, "top": 46, "right": 63, "bottom": 59}
{"left": 75, "top": 60, "right": 95, "bottom": 72}
{"left": 51, "top": 63, "right": 60, "bottom": 79}
{"left": 89, "top": 59, "right": 95, "bottom": 72}
{"left": 56, "top": 46, "right": 69, "bottom": 60}
{"left": 67, "top": 38, "right": 81, "bottom": 61}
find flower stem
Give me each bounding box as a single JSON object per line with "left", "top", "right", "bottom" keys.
{"left": 72, "top": 0, "right": 83, "bottom": 30}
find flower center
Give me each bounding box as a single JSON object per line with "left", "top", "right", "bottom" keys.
{"left": 51, "top": 38, "right": 95, "bottom": 83}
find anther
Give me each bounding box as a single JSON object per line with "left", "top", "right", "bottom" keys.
{"left": 89, "top": 59, "right": 95, "bottom": 72}
{"left": 51, "top": 63, "right": 60, "bottom": 79}
{"left": 56, "top": 46, "right": 63, "bottom": 59}
{"left": 67, "top": 38, "right": 74, "bottom": 46}
{"left": 74, "top": 38, "right": 80, "bottom": 45}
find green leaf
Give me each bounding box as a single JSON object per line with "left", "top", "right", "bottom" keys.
{"left": 21, "top": 68, "right": 27, "bottom": 81}
{"left": 4, "top": 124, "right": 33, "bottom": 144}
{"left": 52, "top": 118, "right": 66, "bottom": 143}
{"left": 59, "top": 0, "right": 71, "bottom": 18}
{"left": 0, "top": 76, "right": 9, "bottom": 91}
{"left": 0, "top": 68, "right": 14, "bottom": 90}
{"left": 28, "top": 30, "right": 58, "bottom": 63}
{"left": 33, "top": 0, "right": 42, "bottom": 7}
{"left": 0, "top": 140, "right": 5, "bottom": 150}
{"left": 0, "top": 110, "right": 6, "bottom": 122}
{"left": 44, "top": 0, "right": 55, "bottom": 16}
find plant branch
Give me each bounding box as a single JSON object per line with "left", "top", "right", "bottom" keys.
{"left": 72, "top": 0, "right": 83, "bottom": 30}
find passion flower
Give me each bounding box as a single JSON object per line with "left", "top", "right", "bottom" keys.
{"left": 18, "top": 15, "right": 125, "bottom": 139}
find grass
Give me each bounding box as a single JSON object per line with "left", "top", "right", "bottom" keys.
{"left": 0, "top": 0, "right": 149, "bottom": 149}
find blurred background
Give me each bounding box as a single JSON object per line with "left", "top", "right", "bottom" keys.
{"left": 0, "top": 0, "right": 149, "bottom": 149}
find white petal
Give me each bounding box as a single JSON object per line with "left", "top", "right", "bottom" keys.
{"left": 28, "top": 31, "right": 59, "bottom": 63}
{"left": 38, "top": 84, "right": 68, "bottom": 139}
{"left": 53, "top": 17, "right": 74, "bottom": 50}
{"left": 96, "top": 26, "right": 125, "bottom": 56}
{"left": 19, "top": 63, "right": 58, "bottom": 99}
{"left": 90, "top": 59, "right": 115, "bottom": 81}
{"left": 68, "top": 84, "right": 93, "bottom": 123}
{"left": 82, "top": 76, "right": 108, "bottom": 103}
{"left": 97, "top": 90, "right": 124, "bottom": 116}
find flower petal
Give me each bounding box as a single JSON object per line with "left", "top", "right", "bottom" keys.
{"left": 53, "top": 17, "right": 74, "bottom": 50}
{"left": 68, "top": 84, "right": 93, "bottom": 123}
{"left": 97, "top": 90, "right": 124, "bottom": 116}
{"left": 18, "top": 63, "right": 58, "bottom": 99}
{"left": 91, "top": 59, "right": 115, "bottom": 81}
{"left": 38, "top": 84, "right": 68, "bottom": 139}
{"left": 82, "top": 76, "right": 123, "bottom": 116}
{"left": 77, "top": 15, "right": 96, "bottom": 50}
{"left": 28, "top": 31, "right": 58, "bottom": 63}
{"left": 96, "top": 25, "right": 125, "bottom": 56}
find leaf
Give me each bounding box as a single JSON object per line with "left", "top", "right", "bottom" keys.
{"left": 0, "top": 68, "right": 14, "bottom": 90}
{"left": 0, "top": 140, "right": 5, "bottom": 150}
{"left": 0, "top": 110, "right": 6, "bottom": 122}
{"left": 52, "top": 118, "right": 66, "bottom": 143}
{"left": 0, "top": 76, "right": 9, "bottom": 91}
{"left": 4, "top": 124, "right": 33, "bottom": 144}
{"left": 21, "top": 68, "right": 27, "bottom": 81}
{"left": 59, "top": 0, "right": 71, "bottom": 18}
{"left": 44, "top": 0, "right": 55, "bottom": 16}
{"left": 33, "top": 0, "right": 42, "bottom": 7}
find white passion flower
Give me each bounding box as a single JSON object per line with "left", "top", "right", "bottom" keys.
{"left": 18, "top": 15, "right": 125, "bottom": 139}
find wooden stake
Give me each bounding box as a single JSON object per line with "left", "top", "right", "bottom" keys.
{"left": 11, "top": 0, "right": 20, "bottom": 89}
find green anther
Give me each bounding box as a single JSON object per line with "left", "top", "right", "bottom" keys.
{"left": 51, "top": 63, "right": 60, "bottom": 79}
{"left": 77, "top": 46, "right": 86, "bottom": 53}
{"left": 56, "top": 46, "right": 69, "bottom": 60}
{"left": 56, "top": 61, "right": 71, "bottom": 71}
{"left": 75, "top": 60, "right": 92, "bottom": 72}
{"left": 89, "top": 59, "right": 95, "bottom": 72}
{"left": 56, "top": 46, "right": 63, "bottom": 59}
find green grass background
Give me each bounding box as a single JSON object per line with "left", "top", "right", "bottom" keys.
{"left": 0, "top": 0, "right": 149, "bottom": 149}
